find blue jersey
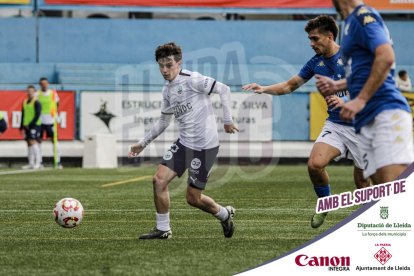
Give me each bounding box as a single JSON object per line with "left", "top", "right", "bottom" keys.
{"left": 299, "top": 50, "right": 351, "bottom": 126}
{"left": 341, "top": 5, "right": 410, "bottom": 132}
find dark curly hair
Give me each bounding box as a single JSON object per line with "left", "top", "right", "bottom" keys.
{"left": 305, "top": 15, "right": 339, "bottom": 40}
{"left": 155, "top": 42, "right": 182, "bottom": 62}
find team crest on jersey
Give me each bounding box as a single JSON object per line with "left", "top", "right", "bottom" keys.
{"left": 357, "top": 7, "right": 370, "bottom": 16}
{"left": 317, "top": 61, "right": 325, "bottom": 67}
{"left": 177, "top": 85, "right": 183, "bottom": 95}
{"left": 363, "top": 15, "right": 376, "bottom": 25}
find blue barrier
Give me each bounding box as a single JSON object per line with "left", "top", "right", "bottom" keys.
{"left": 0, "top": 18, "right": 36, "bottom": 63}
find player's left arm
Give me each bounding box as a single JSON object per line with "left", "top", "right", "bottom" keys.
{"left": 212, "top": 82, "right": 239, "bottom": 134}
{"left": 190, "top": 75, "right": 239, "bottom": 133}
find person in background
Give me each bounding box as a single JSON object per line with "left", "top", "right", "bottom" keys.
{"left": 20, "top": 85, "right": 42, "bottom": 169}
{"left": 37, "top": 77, "right": 63, "bottom": 169}
{"left": 396, "top": 70, "right": 412, "bottom": 92}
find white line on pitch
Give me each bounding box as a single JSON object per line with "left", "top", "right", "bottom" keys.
{"left": 0, "top": 168, "right": 52, "bottom": 176}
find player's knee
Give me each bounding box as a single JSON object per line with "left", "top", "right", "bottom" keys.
{"left": 307, "top": 158, "right": 326, "bottom": 171}
{"left": 152, "top": 174, "right": 168, "bottom": 192}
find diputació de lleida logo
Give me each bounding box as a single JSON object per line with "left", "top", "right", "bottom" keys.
{"left": 380, "top": 206, "right": 389, "bottom": 219}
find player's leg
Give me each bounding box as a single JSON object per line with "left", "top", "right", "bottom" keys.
{"left": 153, "top": 164, "right": 177, "bottom": 214}
{"left": 186, "top": 186, "right": 219, "bottom": 213}
{"left": 22, "top": 140, "right": 34, "bottom": 169}
{"left": 308, "top": 141, "right": 340, "bottom": 228}
{"left": 371, "top": 165, "right": 408, "bottom": 184}
{"left": 30, "top": 126, "right": 42, "bottom": 169}
{"left": 185, "top": 146, "right": 235, "bottom": 238}
{"left": 139, "top": 164, "right": 177, "bottom": 240}
{"left": 22, "top": 128, "right": 37, "bottom": 169}
{"left": 308, "top": 141, "right": 340, "bottom": 187}
{"left": 38, "top": 124, "right": 47, "bottom": 167}
{"left": 46, "top": 124, "right": 62, "bottom": 169}
{"left": 308, "top": 122, "right": 348, "bottom": 228}
{"left": 140, "top": 141, "right": 184, "bottom": 240}
{"left": 353, "top": 166, "right": 371, "bottom": 189}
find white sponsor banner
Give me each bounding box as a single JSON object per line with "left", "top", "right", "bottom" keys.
{"left": 80, "top": 91, "right": 272, "bottom": 142}
{"left": 237, "top": 173, "right": 414, "bottom": 275}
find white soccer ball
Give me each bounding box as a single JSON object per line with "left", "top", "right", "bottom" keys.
{"left": 53, "top": 198, "right": 84, "bottom": 228}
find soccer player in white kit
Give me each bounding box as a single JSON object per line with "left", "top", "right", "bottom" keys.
{"left": 129, "top": 42, "right": 239, "bottom": 239}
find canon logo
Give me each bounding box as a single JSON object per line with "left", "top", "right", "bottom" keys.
{"left": 295, "top": 254, "right": 350, "bottom": 267}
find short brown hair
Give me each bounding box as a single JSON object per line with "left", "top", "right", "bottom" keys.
{"left": 27, "top": 85, "right": 36, "bottom": 90}
{"left": 305, "top": 15, "right": 339, "bottom": 40}
{"left": 155, "top": 42, "right": 182, "bottom": 62}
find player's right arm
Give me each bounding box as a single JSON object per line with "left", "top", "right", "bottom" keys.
{"left": 128, "top": 98, "right": 173, "bottom": 158}
{"left": 242, "top": 75, "right": 305, "bottom": 95}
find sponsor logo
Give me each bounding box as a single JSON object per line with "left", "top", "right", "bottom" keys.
{"left": 191, "top": 158, "right": 202, "bottom": 169}
{"left": 374, "top": 247, "right": 392, "bottom": 265}
{"left": 204, "top": 78, "right": 209, "bottom": 88}
{"left": 189, "top": 168, "right": 199, "bottom": 175}
{"left": 295, "top": 254, "right": 350, "bottom": 271}
{"left": 380, "top": 206, "right": 389, "bottom": 219}
{"left": 173, "top": 103, "right": 192, "bottom": 117}
{"left": 93, "top": 100, "right": 116, "bottom": 131}
{"left": 163, "top": 150, "right": 173, "bottom": 160}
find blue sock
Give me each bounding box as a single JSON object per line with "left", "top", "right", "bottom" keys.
{"left": 314, "top": 184, "right": 331, "bottom": 198}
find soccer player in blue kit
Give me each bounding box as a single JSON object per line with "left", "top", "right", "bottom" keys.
{"left": 317, "top": 0, "right": 414, "bottom": 184}
{"left": 243, "top": 15, "right": 370, "bottom": 228}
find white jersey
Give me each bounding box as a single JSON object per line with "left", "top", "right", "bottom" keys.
{"left": 161, "top": 69, "right": 220, "bottom": 150}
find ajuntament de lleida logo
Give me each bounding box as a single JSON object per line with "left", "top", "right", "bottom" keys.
{"left": 380, "top": 206, "right": 389, "bottom": 219}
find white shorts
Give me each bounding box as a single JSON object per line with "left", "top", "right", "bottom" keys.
{"left": 315, "top": 120, "right": 364, "bottom": 169}
{"left": 358, "top": 109, "right": 414, "bottom": 179}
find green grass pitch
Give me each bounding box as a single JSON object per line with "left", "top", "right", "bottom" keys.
{"left": 0, "top": 165, "right": 360, "bottom": 275}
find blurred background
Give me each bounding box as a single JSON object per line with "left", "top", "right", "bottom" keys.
{"left": 0, "top": 0, "right": 413, "bottom": 168}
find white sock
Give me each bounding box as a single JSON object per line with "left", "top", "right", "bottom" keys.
{"left": 28, "top": 146, "right": 35, "bottom": 166}
{"left": 33, "top": 144, "right": 41, "bottom": 166}
{"left": 39, "top": 144, "right": 43, "bottom": 164}
{"left": 214, "top": 206, "right": 229, "bottom": 221}
{"left": 156, "top": 212, "right": 171, "bottom": 231}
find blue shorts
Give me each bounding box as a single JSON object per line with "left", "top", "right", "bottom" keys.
{"left": 160, "top": 139, "right": 219, "bottom": 190}
{"left": 25, "top": 126, "right": 41, "bottom": 141}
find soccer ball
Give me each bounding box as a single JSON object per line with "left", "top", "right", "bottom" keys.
{"left": 53, "top": 198, "right": 84, "bottom": 228}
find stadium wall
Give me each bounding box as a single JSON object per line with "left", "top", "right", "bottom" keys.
{"left": 1, "top": 18, "right": 414, "bottom": 159}
{"left": 1, "top": 18, "right": 414, "bottom": 66}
